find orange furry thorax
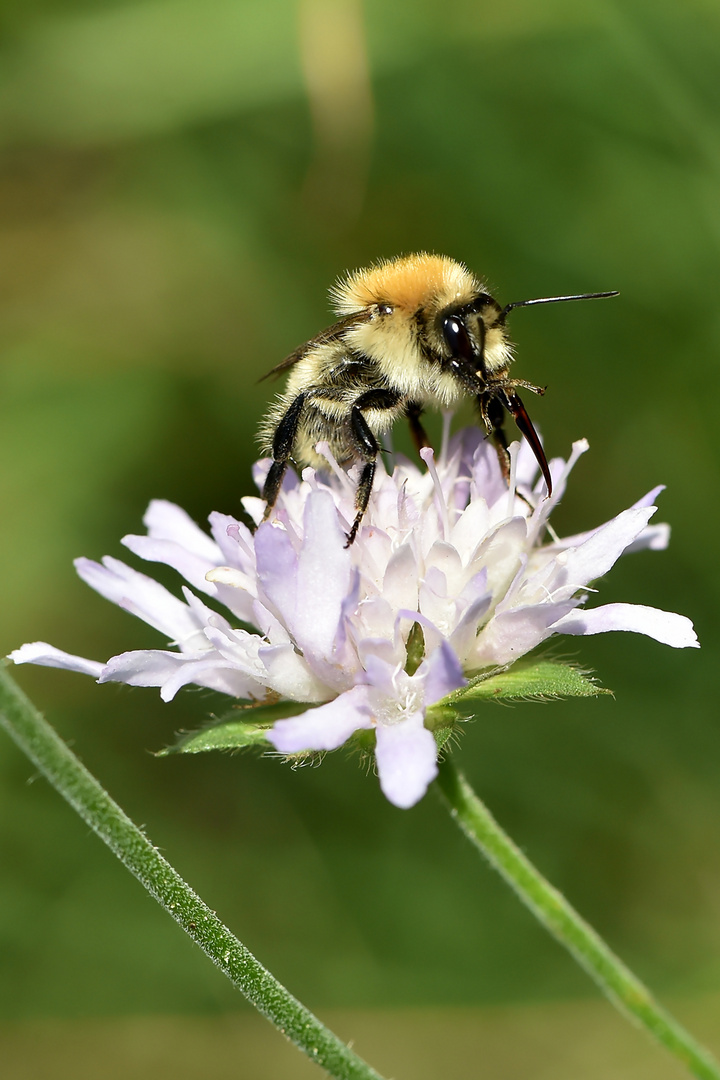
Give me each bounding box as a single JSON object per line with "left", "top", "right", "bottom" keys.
{"left": 332, "top": 253, "right": 480, "bottom": 315}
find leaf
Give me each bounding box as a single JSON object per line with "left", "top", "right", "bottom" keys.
{"left": 158, "top": 700, "right": 310, "bottom": 755}
{"left": 441, "top": 657, "right": 611, "bottom": 710}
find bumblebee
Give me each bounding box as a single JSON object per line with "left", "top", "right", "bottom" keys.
{"left": 259, "top": 253, "right": 616, "bottom": 545}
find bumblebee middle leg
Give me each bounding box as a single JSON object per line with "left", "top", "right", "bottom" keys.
{"left": 345, "top": 387, "right": 402, "bottom": 546}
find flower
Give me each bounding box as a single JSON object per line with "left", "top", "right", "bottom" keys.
{"left": 9, "top": 428, "right": 698, "bottom": 808}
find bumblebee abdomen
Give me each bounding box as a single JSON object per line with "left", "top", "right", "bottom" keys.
{"left": 290, "top": 395, "right": 405, "bottom": 470}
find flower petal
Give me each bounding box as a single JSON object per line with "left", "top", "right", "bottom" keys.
{"left": 423, "top": 640, "right": 467, "bottom": 705}
{"left": 8, "top": 642, "right": 104, "bottom": 678}
{"left": 268, "top": 684, "right": 372, "bottom": 753}
{"left": 121, "top": 534, "right": 217, "bottom": 596}
{"left": 449, "top": 593, "right": 493, "bottom": 664}
{"left": 551, "top": 603, "right": 699, "bottom": 648}
{"left": 360, "top": 652, "right": 403, "bottom": 699}
{"left": 374, "top": 715, "right": 438, "bottom": 809}
{"left": 476, "top": 599, "right": 579, "bottom": 666}
{"left": 143, "top": 500, "right": 222, "bottom": 561}
{"left": 74, "top": 556, "right": 200, "bottom": 644}
{"left": 382, "top": 543, "right": 419, "bottom": 612}
{"left": 623, "top": 523, "right": 670, "bottom": 554}
{"left": 254, "top": 521, "right": 299, "bottom": 626}
{"left": 554, "top": 506, "right": 657, "bottom": 593}
{"left": 258, "top": 643, "right": 333, "bottom": 702}
{"left": 100, "top": 649, "right": 260, "bottom": 701}
{"left": 294, "top": 489, "right": 352, "bottom": 659}
{"left": 540, "top": 486, "right": 668, "bottom": 555}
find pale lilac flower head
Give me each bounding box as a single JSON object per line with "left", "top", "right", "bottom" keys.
{"left": 10, "top": 428, "right": 697, "bottom": 808}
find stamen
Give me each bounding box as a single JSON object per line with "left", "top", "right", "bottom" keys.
{"left": 226, "top": 522, "right": 255, "bottom": 559}
{"left": 315, "top": 441, "right": 355, "bottom": 496}
{"left": 562, "top": 438, "right": 590, "bottom": 480}
{"left": 206, "top": 566, "right": 248, "bottom": 589}
{"left": 548, "top": 439, "right": 589, "bottom": 513}
{"left": 507, "top": 441, "right": 519, "bottom": 518}
{"left": 301, "top": 466, "right": 319, "bottom": 489}
{"left": 527, "top": 439, "right": 589, "bottom": 547}
{"left": 420, "top": 446, "right": 450, "bottom": 540}
{"left": 544, "top": 520, "right": 561, "bottom": 544}
{"left": 440, "top": 410, "right": 453, "bottom": 463}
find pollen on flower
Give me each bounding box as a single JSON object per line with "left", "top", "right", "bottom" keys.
{"left": 370, "top": 675, "right": 422, "bottom": 727}
{"left": 8, "top": 426, "right": 698, "bottom": 808}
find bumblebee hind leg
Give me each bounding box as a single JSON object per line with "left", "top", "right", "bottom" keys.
{"left": 346, "top": 459, "right": 376, "bottom": 548}
{"left": 345, "top": 388, "right": 401, "bottom": 546}
{"left": 262, "top": 392, "right": 306, "bottom": 519}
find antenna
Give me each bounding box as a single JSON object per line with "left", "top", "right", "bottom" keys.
{"left": 499, "top": 290, "right": 619, "bottom": 323}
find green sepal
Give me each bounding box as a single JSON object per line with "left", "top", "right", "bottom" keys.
{"left": 442, "top": 657, "right": 611, "bottom": 711}
{"left": 158, "top": 700, "right": 310, "bottom": 756}
{"left": 352, "top": 728, "right": 377, "bottom": 753}
{"left": 433, "top": 722, "right": 459, "bottom": 752}
{"left": 404, "top": 621, "right": 426, "bottom": 676}
{"left": 425, "top": 703, "right": 460, "bottom": 732}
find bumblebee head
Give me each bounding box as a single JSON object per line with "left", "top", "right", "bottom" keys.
{"left": 436, "top": 293, "right": 512, "bottom": 379}
{"left": 332, "top": 252, "right": 513, "bottom": 378}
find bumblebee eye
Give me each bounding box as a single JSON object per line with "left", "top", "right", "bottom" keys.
{"left": 442, "top": 315, "right": 475, "bottom": 361}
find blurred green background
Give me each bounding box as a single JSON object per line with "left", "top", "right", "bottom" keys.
{"left": 1, "top": 0, "right": 720, "bottom": 1076}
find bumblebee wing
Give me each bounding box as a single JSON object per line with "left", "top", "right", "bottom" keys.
{"left": 259, "top": 343, "right": 311, "bottom": 381}
{"left": 258, "top": 311, "right": 371, "bottom": 382}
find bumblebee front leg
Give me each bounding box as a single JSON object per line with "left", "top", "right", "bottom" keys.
{"left": 262, "top": 392, "right": 306, "bottom": 519}
{"left": 481, "top": 392, "right": 513, "bottom": 485}
{"left": 501, "top": 388, "right": 553, "bottom": 496}
{"left": 479, "top": 389, "right": 553, "bottom": 497}
{"left": 346, "top": 388, "right": 401, "bottom": 546}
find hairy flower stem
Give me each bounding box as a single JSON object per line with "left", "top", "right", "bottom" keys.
{"left": 0, "top": 667, "right": 386, "bottom": 1080}
{"left": 435, "top": 756, "right": 719, "bottom": 1080}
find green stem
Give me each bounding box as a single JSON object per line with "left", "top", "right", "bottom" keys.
{"left": 435, "top": 755, "right": 720, "bottom": 1080}
{"left": 0, "top": 666, "right": 386, "bottom": 1080}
